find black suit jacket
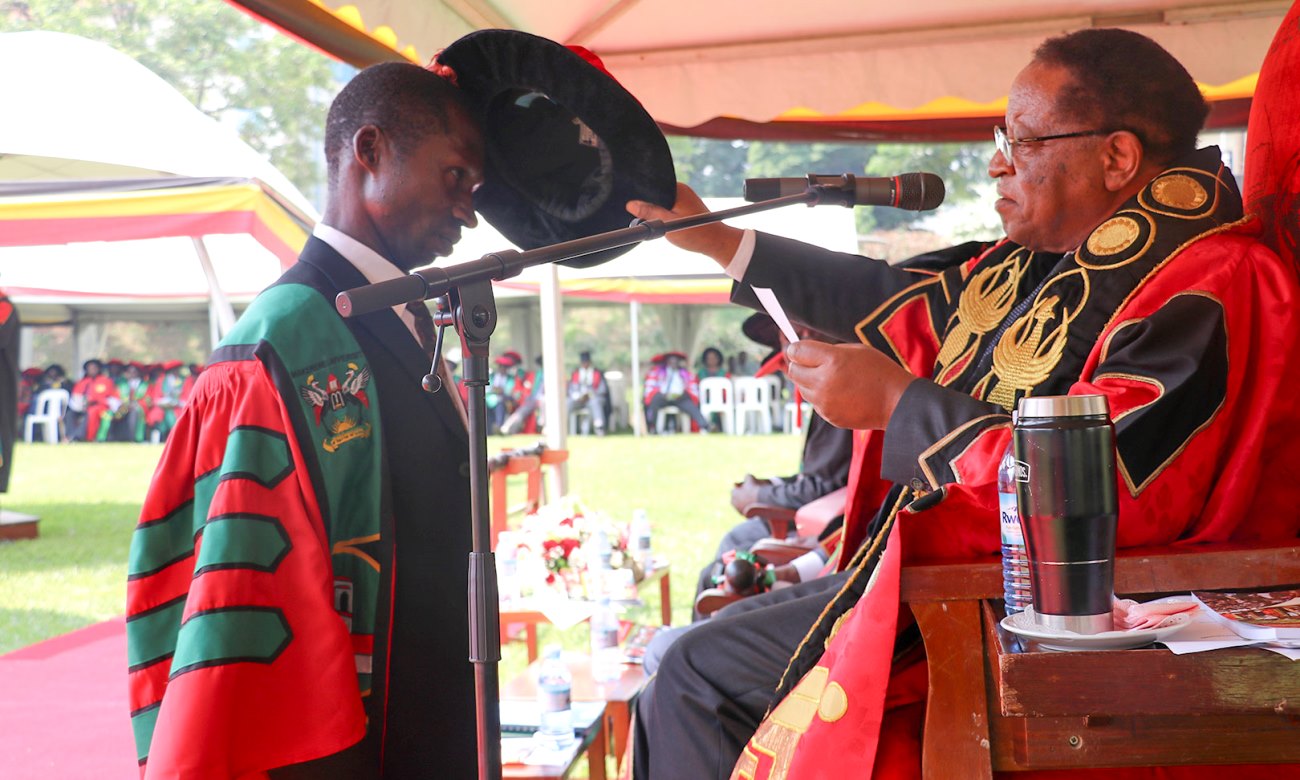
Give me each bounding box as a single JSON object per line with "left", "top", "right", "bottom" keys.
{"left": 282, "top": 238, "right": 477, "bottom": 777}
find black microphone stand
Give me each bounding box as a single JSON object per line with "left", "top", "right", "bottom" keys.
{"left": 335, "top": 188, "right": 834, "bottom": 780}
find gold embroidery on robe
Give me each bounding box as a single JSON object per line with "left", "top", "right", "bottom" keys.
{"left": 935, "top": 250, "right": 1028, "bottom": 383}
{"left": 985, "top": 270, "right": 1088, "bottom": 409}
{"left": 1077, "top": 211, "right": 1156, "bottom": 271}
{"left": 733, "top": 608, "right": 857, "bottom": 780}
{"left": 1138, "top": 166, "right": 1224, "bottom": 220}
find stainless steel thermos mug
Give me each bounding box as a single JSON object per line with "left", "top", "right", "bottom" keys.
{"left": 1013, "top": 394, "right": 1118, "bottom": 634}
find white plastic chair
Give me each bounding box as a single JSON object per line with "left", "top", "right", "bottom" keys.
{"left": 698, "top": 377, "right": 735, "bottom": 434}
{"left": 568, "top": 407, "right": 592, "bottom": 435}
{"left": 655, "top": 406, "right": 690, "bottom": 434}
{"left": 732, "top": 377, "right": 773, "bottom": 434}
{"left": 24, "top": 388, "right": 70, "bottom": 444}
{"left": 765, "top": 375, "right": 785, "bottom": 430}
{"left": 784, "top": 401, "right": 814, "bottom": 434}
{"left": 605, "top": 370, "right": 628, "bottom": 432}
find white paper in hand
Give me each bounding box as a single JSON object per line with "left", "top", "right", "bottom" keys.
{"left": 751, "top": 286, "right": 800, "bottom": 344}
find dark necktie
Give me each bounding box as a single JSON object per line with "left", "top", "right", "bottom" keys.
{"left": 405, "top": 301, "right": 438, "bottom": 360}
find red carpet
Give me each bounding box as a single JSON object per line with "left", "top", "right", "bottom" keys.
{"left": 0, "top": 618, "right": 138, "bottom": 778}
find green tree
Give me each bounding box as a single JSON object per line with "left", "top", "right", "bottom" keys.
{"left": 864, "top": 142, "right": 993, "bottom": 230}
{"left": 667, "top": 136, "right": 751, "bottom": 197}
{"left": 0, "top": 0, "right": 344, "bottom": 206}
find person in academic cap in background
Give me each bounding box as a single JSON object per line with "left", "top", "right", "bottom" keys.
{"left": 644, "top": 351, "right": 711, "bottom": 433}
{"left": 126, "top": 28, "right": 676, "bottom": 779}
{"left": 501, "top": 349, "right": 534, "bottom": 421}
{"left": 502, "top": 355, "right": 545, "bottom": 435}
{"left": 17, "top": 367, "right": 41, "bottom": 424}
{"left": 68, "top": 358, "right": 115, "bottom": 442}
{"left": 487, "top": 352, "right": 520, "bottom": 432}
{"left": 107, "top": 361, "right": 149, "bottom": 442}
{"left": 567, "top": 349, "right": 608, "bottom": 435}
{"left": 179, "top": 363, "right": 202, "bottom": 406}
{"left": 145, "top": 360, "right": 185, "bottom": 442}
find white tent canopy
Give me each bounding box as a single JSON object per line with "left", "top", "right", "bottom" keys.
{"left": 0, "top": 30, "right": 313, "bottom": 211}
{"left": 0, "top": 31, "right": 318, "bottom": 364}
{"left": 230, "top": 0, "right": 1283, "bottom": 136}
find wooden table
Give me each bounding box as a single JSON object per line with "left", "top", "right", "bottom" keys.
{"left": 982, "top": 599, "right": 1300, "bottom": 770}
{"left": 502, "top": 699, "right": 607, "bottom": 780}
{"left": 634, "top": 560, "right": 674, "bottom": 628}
{"left": 901, "top": 543, "right": 1300, "bottom": 778}
{"left": 504, "top": 651, "right": 650, "bottom": 774}
{"left": 502, "top": 560, "right": 673, "bottom": 662}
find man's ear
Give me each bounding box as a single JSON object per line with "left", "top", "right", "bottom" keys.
{"left": 352, "top": 125, "right": 383, "bottom": 174}
{"left": 1101, "top": 130, "right": 1145, "bottom": 192}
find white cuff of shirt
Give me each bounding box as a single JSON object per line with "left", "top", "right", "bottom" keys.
{"left": 724, "top": 229, "right": 758, "bottom": 282}
{"left": 791, "top": 549, "right": 827, "bottom": 583}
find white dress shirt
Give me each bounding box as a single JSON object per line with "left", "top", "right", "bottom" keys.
{"left": 312, "top": 223, "right": 466, "bottom": 427}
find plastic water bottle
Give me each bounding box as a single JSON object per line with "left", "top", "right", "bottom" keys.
{"left": 590, "top": 597, "right": 623, "bottom": 682}
{"left": 495, "top": 533, "right": 519, "bottom": 603}
{"left": 585, "top": 526, "right": 613, "bottom": 599}
{"left": 999, "top": 426, "right": 1033, "bottom": 613}
{"left": 536, "top": 645, "right": 574, "bottom": 746}
{"left": 630, "top": 509, "right": 653, "bottom": 571}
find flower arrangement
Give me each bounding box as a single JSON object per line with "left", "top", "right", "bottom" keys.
{"left": 499, "top": 495, "right": 641, "bottom": 600}
{"left": 517, "top": 496, "right": 595, "bottom": 597}
{"left": 539, "top": 519, "right": 582, "bottom": 586}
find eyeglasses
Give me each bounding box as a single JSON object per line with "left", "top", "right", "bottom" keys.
{"left": 994, "top": 125, "right": 1113, "bottom": 163}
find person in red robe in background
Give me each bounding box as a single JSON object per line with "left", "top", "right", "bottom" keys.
{"left": 643, "top": 351, "right": 710, "bottom": 433}
{"left": 145, "top": 360, "right": 185, "bottom": 442}
{"left": 179, "top": 363, "right": 202, "bottom": 406}
{"left": 106, "top": 361, "right": 149, "bottom": 442}
{"left": 17, "top": 367, "right": 40, "bottom": 420}
{"left": 69, "top": 359, "right": 118, "bottom": 442}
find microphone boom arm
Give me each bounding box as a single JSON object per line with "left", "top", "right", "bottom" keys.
{"left": 335, "top": 188, "right": 836, "bottom": 317}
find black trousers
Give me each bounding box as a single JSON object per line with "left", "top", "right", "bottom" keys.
{"left": 645, "top": 395, "right": 711, "bottom": 431}
{"left": 630, "top": 571, "right": 850, "bottom": 780}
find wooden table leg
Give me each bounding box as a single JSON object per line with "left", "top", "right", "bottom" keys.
{"left": 586, "top": 717, "right": 608, "bottom": 780}
{"left": 526, "top": 623, "right": 538, "bottom": 663}
{"left": 659, "top": 572, "right": 672, "bottom": 626}
{"left": 912, "top": 600, "right": 993, "bottom": 780}
{"left": 606, "top": 701, "right": 631, "bottom": 773}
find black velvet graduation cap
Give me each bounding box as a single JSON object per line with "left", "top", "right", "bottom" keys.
{"left": 436, "top": 30, "right": 677, "bottom": 268}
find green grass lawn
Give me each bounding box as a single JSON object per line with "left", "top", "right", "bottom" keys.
{"left": 0, "top": 433, "right": 800, "bottom": 665}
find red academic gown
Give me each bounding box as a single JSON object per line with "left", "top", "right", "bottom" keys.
{"left": 75, "top": 375, "right": 119, "bottom": 442}
{"left": 733, "top": 150, "right": 1300, "bottom": 779}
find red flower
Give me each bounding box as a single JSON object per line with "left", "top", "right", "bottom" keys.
{"left": 546, "top": 572, "right": 556, "bottom": 584}
{"left": 559, "top": 517, "right": 574, "bottom": 528}
{"left": 560, "top": 538, "right": 581, "bottom": 557}
{"left": 542, "top": 539, "right": 561, "bottom": 552}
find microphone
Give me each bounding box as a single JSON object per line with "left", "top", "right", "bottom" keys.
{"left": 743, "top": 172, "right": 945, "bottom": 211}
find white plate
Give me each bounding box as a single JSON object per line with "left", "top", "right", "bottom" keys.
{"left": 1000, "top": 609, "right": 1192, "bottom": 652}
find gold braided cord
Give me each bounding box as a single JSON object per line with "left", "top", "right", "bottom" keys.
{"left": 768, "top": 488, "right": 910, "bottom": 709}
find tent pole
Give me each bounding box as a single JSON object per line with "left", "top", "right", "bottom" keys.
{"left": 193, "top": 237, "right": 236, "bottom": 340}
{"left": 630, "top": 299, "right": 642, "bottom": 437}
{"left": 539, "top": 264, "right": 568, "bottom": 496}
{"left": 70, "top": 313, "right": 82, "bottom": 372}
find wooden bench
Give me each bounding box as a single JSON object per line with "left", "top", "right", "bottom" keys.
{"left": 902, "top": 542, "right": 1300, "bottom": 777}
